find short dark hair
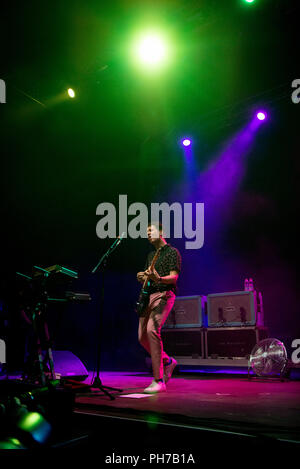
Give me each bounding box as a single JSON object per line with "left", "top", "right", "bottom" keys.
{"left": 147, "top": 221, "right": 163, "bottom": 232}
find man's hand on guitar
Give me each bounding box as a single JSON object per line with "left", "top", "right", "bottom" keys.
{"left": 145, "top": 267, "right": 160, "bottom": 283}
{"left": 137, "top": 271, "right": 147, "bottom": 283}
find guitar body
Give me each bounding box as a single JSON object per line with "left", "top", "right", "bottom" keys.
{"left": 135, "top": 283, "right": 151, "bottom": 317}
{"left": 135, "top": 248, "right": 161, "bottom": 317}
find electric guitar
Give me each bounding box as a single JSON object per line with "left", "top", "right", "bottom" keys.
{"left": 136, "top": 248, "right": 161, "bottom": 317}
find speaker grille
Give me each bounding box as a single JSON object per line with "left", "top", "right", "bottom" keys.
{"left": 163, "top": 296, "right": 204, "bottom": 328}
{"left": 207, "top": 291, "right": 256, "bottom": 327}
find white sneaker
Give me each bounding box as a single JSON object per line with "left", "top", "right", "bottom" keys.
{"left": 143, "top": 380, "right": 166, "bottom": 394}
{"left": 164, "top": 358, "right": 177, "bottom": 383}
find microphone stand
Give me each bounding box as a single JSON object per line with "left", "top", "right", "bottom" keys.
{"left": 88, "top": 237, "right": 124, "bottom": 399}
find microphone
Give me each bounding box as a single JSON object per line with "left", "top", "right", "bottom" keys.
{"left": 115, "top": 231, "right": 126, "bottom": 247}
{"left": 92, "top": 232, "right": 126, "bottom": 274}
{"left": 109, "top": 231, "right": 126, "bottom": 252}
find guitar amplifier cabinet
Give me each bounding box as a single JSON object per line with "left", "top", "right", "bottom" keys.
{"left": 161, "top": 328, "right": 205, "bottom": 358}
{"left": 205, "top": 327, "right": 269, "bottom": 359}
{"left": 207, "top": 291, "right": 263, "bottom": 327}
{"left": 163, "top": 295, "right": 206, "bottom": 329}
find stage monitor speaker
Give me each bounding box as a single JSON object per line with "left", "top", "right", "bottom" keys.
{"left": 207, "top": 291, "right": 258, "bottom": 327}
{"left": 163, "top": 295, "right": 206, "bottom": 329}
{"left": 205, "top": 327, "right": 269, "bottom": 359}
{"left": 161, "top": 328, "right": 205, "bottom": 358}
{"left": 51, "top": 350, "right": 88, "bottom": 381}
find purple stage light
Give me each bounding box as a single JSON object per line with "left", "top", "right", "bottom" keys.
{"left": 256, "top": 111, "right": 266, "bottom": 121}
{"left": 182, "top": 139, "right": 191, "bottom": 147}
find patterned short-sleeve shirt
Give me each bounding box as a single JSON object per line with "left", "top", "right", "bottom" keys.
{"left": 144, "top": 243, "right": 181, "bottom": 294}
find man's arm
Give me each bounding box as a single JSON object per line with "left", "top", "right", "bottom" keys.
{"left": 159, "top": 270, "right": 179, "bottom": 285}
{"left": 145, "top": 268, "right": 179, "bottom": 285}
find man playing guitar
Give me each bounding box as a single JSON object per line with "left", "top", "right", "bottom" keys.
{"left": 136, "top": 222, "right": 181, "bottom": 393}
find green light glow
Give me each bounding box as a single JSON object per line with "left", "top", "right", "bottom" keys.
{"left": 0, "top": 438, "right": 24, "bottom": 449}
{"left": 145, "top": 412, "right": 159, "bottom": 428}
{"left": 137, "top": 34, "right": 167, "bottom": 66}
{"left": 18, "top": 412, "right": 52, "bottom": 444}
{"left": 19, "top": 412, "right": 43, "bottom": 431}
{"left": 67, "top": 88, "right": 75, "bottom": 98}
{"left": 10, "top": 438, "right": 22, "bottom": 446}
{"left": 130, "top": 27, "right": 173, "bottom": 73}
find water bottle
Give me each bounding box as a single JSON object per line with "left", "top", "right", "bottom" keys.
{"left": 244, "top": 278, "right": 249, "bottom": 291}
{"left": 249, "top": 278, "right": 254, "bottom": 291}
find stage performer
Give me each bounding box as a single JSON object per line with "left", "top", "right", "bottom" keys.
{"left": 136, "top": 222, "right": 181, "bottom": 394}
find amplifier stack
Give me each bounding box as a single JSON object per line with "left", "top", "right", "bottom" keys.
{"left": 162, "top": 288, "right": 268, "bottom": 363}
{"left": 162, "top": 296, "right": 206, "bottom": 359}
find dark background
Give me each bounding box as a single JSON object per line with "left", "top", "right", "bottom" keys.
{"left": 0, "top": 0, "right": 299, "bottom": 372}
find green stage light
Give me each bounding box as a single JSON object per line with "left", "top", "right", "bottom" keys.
{"left": 137, "top": 34, "right": 166, "bottom": 66}
{"left": 18, "top": 412, "right": 52, "bottom": 445}
{"left": 131, "top": 29, "right": 172, "bottom": 72}
{"left": 244, "top": 0, "right": 255, "bottom": 3}
{"left": 0, "top": 438, "right": 25, "bottom": 449}
{"left": 67, "top": 88, "right": 75, "bottom": 98}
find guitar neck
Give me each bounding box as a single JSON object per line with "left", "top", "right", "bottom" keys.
{"left": 143, "top": 248, "right": 161, "bottom": 289}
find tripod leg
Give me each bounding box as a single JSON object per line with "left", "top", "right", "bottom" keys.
{"left": 43, "top": 320, "right": 56, "bottom": 381}
{"left": 101, "top": 385, "right": 123, "bottom": 392}
{"left": 91, "top": 376, "right": 122, "bottom": 398}
{"left": 47, "top": 347, "right": 56, "bottom": 381}
{"left": 32, "top": 311, "right": 46, "bottom": 386}
{"left": 90, "top": 379, "right": 115, "bottom": 400}
{"left": 98, "top": 386, "right": 115, "bottom": 400}
{"left": 92, "top": 375, "right": 122, "bottom": 392}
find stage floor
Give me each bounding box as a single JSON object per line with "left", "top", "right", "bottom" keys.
{"left": 74, "top": 371, "right": 300, "bottom": 445}
{"left": 1, "top": 369, "right": 300, "bottom": 451}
